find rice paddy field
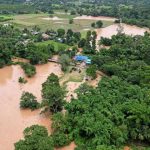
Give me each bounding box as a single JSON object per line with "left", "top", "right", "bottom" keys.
{"left": 1, "top": 11, "right": 114, "bottom": 33}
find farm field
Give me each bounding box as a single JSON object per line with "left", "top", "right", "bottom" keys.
{"left": 1, "top": 12, "right": 114, "bottom": 32}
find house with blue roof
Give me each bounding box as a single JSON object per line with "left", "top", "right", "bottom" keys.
{"left": 74, "top": 55, "right": 91, "bottom": 64}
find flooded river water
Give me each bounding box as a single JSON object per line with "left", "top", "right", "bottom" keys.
{"left": 0, "top": 63, "right": 62, "bottom": 150}
{"left": 96, "top": 23, "right": 149, "bottom": 39}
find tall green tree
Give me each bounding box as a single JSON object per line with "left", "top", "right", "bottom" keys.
{"left": 41, "top": 73, "right": 65, "bottom": 113}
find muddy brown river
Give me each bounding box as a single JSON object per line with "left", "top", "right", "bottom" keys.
{"left": 0, "top": 63, "right": 62, "bottom": 150}
{"left": 0, "top": 16, "right": 149, "bottom": 150}
{"left": 96, "top": 23, "right": 149, "bottom": 39}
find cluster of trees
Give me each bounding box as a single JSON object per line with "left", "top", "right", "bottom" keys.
{"left": 59, "top": 54, "right": 71, "bottom": 71}
{"left": 49, "top": 76, "right": 150, "bottom": 149}
{"left": 56, "top": 28, "right": 81, "bottom": 46}
{"left": 41, "top": 73, "right": 65, "bottom": 113}
{"left": 15, "top": 43, "right": 52, "bottom": 65}
{"left": 20, "top": 92, "right": 39, "bottom": 110}
{"left": 18, "top": 77, "right": 27, "bottom": 84}
{"left": 100, "top": 37, "right": 112, "bottom": 46}
{"left": 73, "top": 1, "right": 150, "bottom": 28}
{"left": 19, "top": 73, "right": 65, "bottom": 113}
{"left": 21, "top": 63, "right": 36, "bottom": 77}
{"left": 0, "top": 4, "right": 36, "bottom": 14}
{"left": 15, "top": 125, "right": 54, "bottom": 150}
{"left": 0, "top": 24, "right": 20, "bottom": 67}
{"left": 86, "top": 65, "right": 97, "bottom": 79}
{"left": 0, "top": 24, "right": 62, "bottom": 68}
{"left": 93, "top": 33, "right": 150, "bottom": 88}
{"left": 91, "top": 20, "right": 103, "bottom": 28}
{"left": 82, "top": 30, "right": 97, "bottom": 54}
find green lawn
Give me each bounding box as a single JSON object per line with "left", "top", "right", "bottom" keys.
{"left": 36, "top": 40, "right": 70, "bottom": 51}
{"left": 0, "top": 15, "right": 13, "bottom": 22}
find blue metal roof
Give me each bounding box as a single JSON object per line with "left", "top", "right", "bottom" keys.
{"left": 74, "top": 55, "right": 91, "bottom": 64}
{"left": 74, "top": 55, "right": 88, "bottom": 61}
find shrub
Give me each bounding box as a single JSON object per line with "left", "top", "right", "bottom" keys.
{"left": 18, "top": 77, "right": 27, "bottom": 84}
{"left": 20, "top": 92, "right": 39, "bottom": 110}
{"left": 86, "top": 65, "right": 97, "bottom": 79}
{"left": 21, "top": 63, "right": 36, "bottom": 77}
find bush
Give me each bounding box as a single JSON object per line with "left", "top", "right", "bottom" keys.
{"left": 91, "top": 22, "right": 96, "bottom": 28}
{"left": 59, "top": 54, "right": 71, "bottom": 72}
{"left": 41, "top": 73, "right": 65, "bottom": 113}
{"left": 52, "top": 132, "right": 72, "bottom": 147}
{"left": 18, "top": 77, "right": 27, "bottom": 84}
{"left": 96, "top": 20, "right": 103, "bottom": 28}
{"left": 86, "top": 65, "right": 97, "bottom": 79}
{"left": 21, "top": 63, "right": 36, "bottom": 77}
{"left": 100, "top": 37, "right": 112, "bottom": 46}
{"left": 20, "top": 92, "right": 39, "bottom": 110}
{"left": 15, "top": 125, "right": 54, "bottom": 150}
{"left": 69, "top": 19, "right": 74, "bottom": 24}
{"left": 70, "top": 10, "right": 76, "bottom": 15}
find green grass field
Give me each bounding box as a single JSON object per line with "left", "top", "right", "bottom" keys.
{"left": 0, "top": 15, "right": 13, "bottom": 22}
{"left": 36, "top": 40, "right": 70, "bottom": 51}
{"left": 2, "top": 12, "right": 113, "bottom": 32}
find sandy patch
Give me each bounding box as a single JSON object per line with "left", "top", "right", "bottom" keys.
{"left": 66, "top": 81, "right": 83, "bottom": 102}
{"left": 83, "top": 28, "right": 90, "bottom": 31}
{"left": 54, "top": 21, "right": 64, "bottom": 24}
{"left": 74, "top": 15, "right": 116, "bottom": 21}
{"left": 87, "top": 74, "right": 102, "bottom": 87}
{"left": 42, "top": 16, "right": 65, "bottom": 21}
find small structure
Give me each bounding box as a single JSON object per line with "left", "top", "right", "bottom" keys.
{"left": 74, "top": 55, "right": 91, "bottom": 65}
{"left": 3, "top": 23, "right": 11, "bottom": 27}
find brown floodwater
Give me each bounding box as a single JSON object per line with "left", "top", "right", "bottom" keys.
{"left": 96, "top": 23, "right": 149, "bottom": 49}
{"left": 75, "top": 16, "right": 149, "bottom": 48}
{"left": 96, "top": 23, "right": 149, "bottom": 39}
{"left": 0, "top": 62, "right": 63, "bottom": 150}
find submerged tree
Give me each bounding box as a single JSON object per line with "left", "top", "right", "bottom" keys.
{"left": 59, "top": 54, "right": 71, "bottom": 71}
{"left": 20, "top": 92, "right": 39, "bottom": 110}
{"left": 41, "top": 73, "right": 65, "bottom": 113}
{"left": 15, "top": 125, "right": 54, "bottom": 150}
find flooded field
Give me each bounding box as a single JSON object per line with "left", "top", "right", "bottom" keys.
{"left": 0, "top": 63, "right": 62, "bottom": 150}
{"left": 96, "top": 23, "right": 149, "bottom": 39}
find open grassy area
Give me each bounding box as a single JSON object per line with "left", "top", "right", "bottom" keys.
{"left": 0, "top": 15, "right": 13, "bottom": 22}
{"left": 36, "top": 40, "right": 70, "bottom": 51}
{"left": 2, "top": 12, "right": 113, "bottom": 32}
{"left": 60, "top": 67, "right": 86, "bottom": 86}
